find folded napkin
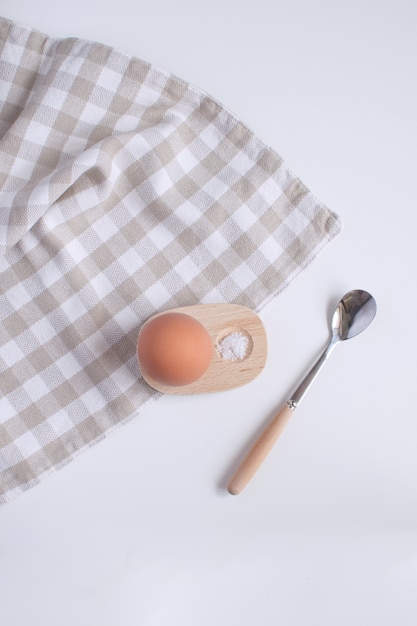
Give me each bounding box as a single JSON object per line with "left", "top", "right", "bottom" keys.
{"left": 0, "top": 17, "right": 341, "bottom": 505}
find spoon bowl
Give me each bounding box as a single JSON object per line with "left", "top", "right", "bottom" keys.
{"left": 228, "top": 289, "right": 377, "bottom": 495}
{"left": 333, "top": 289, "right": 377, "bottom": 340}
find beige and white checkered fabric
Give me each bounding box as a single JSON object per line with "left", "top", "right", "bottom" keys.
{"left": 0, "top": 17, "right": 341, "bottom": 505}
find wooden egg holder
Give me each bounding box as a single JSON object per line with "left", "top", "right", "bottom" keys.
{"left": 138, "top": 304, "right": 267, "bottom": 394}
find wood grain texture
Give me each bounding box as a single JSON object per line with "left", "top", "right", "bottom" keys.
{"left": 137, "top": 304, "right": 267, "bottom": 394}
{"left": 228, "top": 403, "right": 294, "bottom": 495}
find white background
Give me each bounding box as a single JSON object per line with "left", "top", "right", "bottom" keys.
{"left": 1, "top": 1, "right": 416, "bottom": 624}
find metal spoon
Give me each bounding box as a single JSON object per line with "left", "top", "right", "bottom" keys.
{"left": 228, "top": 289, "right": 377, "bottom": 495}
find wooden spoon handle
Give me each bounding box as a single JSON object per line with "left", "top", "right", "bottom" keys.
{"left": 228, "top": 403, "right": 294, "bottom": 495}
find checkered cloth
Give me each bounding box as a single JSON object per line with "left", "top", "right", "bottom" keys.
{"left": 0, "top": 17, "right": 341, "bottom": 505}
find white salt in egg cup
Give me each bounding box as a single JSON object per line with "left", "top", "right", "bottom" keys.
{"left": 137, "top": 303, "right": 267, "bottom": 394}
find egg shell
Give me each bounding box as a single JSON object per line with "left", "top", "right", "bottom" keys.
{"left": 137, "top": 312, "right": 213, "bottom": 387}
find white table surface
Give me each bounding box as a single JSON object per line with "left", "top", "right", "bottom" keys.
{"left": 1, "top": 1, "right": 416, "bottom": 625}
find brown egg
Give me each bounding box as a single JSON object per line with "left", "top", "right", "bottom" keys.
{"left": 137, "top": 312, "right": 212, "bottom": 387}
